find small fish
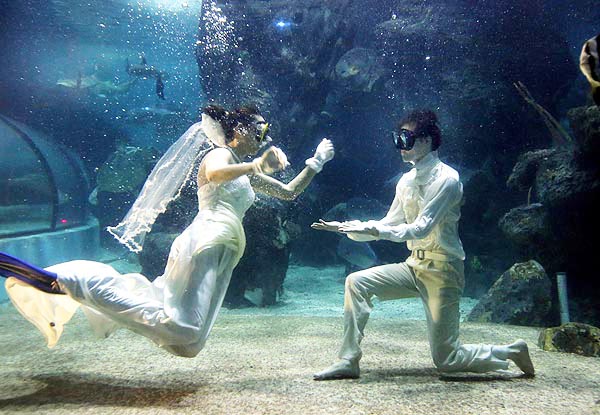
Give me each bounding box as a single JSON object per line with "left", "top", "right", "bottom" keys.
{"left": 336, "top": 237, "right": 378, "bottom": 269}
{"left": 580, "top": 34, "right": 600, "bottom": 106}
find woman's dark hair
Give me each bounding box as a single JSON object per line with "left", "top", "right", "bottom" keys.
{"left": 202, "top": 104, "right": 261, "bottom": 142}
{"left": 398, "top": 109, "right": 442, "bottom": 151}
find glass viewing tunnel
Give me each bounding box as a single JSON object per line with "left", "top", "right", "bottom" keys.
{"left": 0, "top": 114, "right": 100, "bottom": 300}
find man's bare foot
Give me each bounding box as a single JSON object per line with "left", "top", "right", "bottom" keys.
{"left": 509, "top": 339, "right": 535, "bottom": 376}
{"left": 313, "top": 359, "right": 360, "bottom": 381}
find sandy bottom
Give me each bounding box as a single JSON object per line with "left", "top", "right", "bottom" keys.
{"left": 0, "top": 262, "right": 599, "bottom": 414}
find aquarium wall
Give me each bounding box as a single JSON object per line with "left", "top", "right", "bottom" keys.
{"left": 0, "top": 115, "right": 90, "bottom": 237}
{"left": 0, "top": 115, "right": 100, "bottom": 302}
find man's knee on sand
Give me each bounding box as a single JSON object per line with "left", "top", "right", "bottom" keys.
{"left": 345, "top": 271, "right": 371, "bottom": 296}
{"left": 431, "top": 350, "right": 458, "bottom": 372}
{"left": 164, "top": 338, "right": 205, "bottom": 358}
{"left": 429, "top": 341, "right": 466, "bottom": 372}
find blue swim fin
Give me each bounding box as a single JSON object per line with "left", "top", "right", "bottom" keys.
{"left": 0, "top": 252, "right": 64, "bottom": 294}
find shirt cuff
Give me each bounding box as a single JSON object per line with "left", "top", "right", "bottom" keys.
{"left": 375, "top": 223, "right": 406, "bottom": 242}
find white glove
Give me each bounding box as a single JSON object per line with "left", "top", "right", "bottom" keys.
{"left": 252, "top": 146, "right": 290, "bottom": 175}
{"left": 305, "top": 138, "right": 334, "bottom": 173}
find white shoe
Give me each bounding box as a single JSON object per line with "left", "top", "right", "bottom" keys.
{"left": 313, "top": 359, "right": 360, "bottom": 380}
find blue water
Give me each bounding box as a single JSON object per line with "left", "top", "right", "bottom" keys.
{"left": 0, "top": 0, "right": 598, "bottom": 323}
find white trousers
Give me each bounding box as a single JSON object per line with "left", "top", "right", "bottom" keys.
{"left": 57, "top": 245, "right": 237, "bottom": 357}
{"left": 339, "top": 258, "right": 510, "bottom": 373}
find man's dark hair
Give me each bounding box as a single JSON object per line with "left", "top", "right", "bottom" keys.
{"left": 398, "top": 109, "right": 442, "bottom": 151}
{"left": 203, "top": 104, "right": 261, "bottom": 142}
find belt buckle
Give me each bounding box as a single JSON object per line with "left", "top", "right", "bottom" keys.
{"left": 416, "top": 249, "right": 425, "bottom": 260}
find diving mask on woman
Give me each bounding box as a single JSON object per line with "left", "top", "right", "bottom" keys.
{"left": 255, "top": 122, "right": 270, "bottom": 144}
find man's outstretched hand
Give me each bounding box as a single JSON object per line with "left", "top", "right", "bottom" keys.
{"left": 338, "top": 222, "right": 379, "bottom": 238}
{"left": 310, "top": 219, "right": 344, "bottom": 233}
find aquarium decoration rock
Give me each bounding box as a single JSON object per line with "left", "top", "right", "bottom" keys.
{"left": 138, "top": 231, "right": 179, "bottom": 282}
{"left": 334, "top": 48, "right": 384, "bottom": 93}
{"left": 228, "top": 197, "right": 294, "bottom": 307}
{"left": 567, "top": 105, "right": 600, "bottom": 159}
{"left": 466, "top": 260, "right": 551, "bottom": 326}
{"left": 499, "top": 203, "right": 553, "bottom": 247}
{"left": 500, "top": 109, "right": 600, "bottom": 325}
{"left": 538, "top": 322, "right": 600, "bottom": 357}
{"left": 96, "top": 145, "right": 158, "bottom": 194}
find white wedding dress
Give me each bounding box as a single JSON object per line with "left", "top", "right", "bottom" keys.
{"left": 5, "top": 172, "right": 255, "bottom": 357}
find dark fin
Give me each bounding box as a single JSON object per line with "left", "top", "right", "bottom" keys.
{"left": 140, "top": 53, "right": 147, "bottom": 65}
{"left": 156, "top": 74, "right": 165, "bottom": 100}
{"left": 593, "top": 85, "right": 600, "bottom": 106}
{"left": 0, "top": 252, "right": 64, "bottom": 294}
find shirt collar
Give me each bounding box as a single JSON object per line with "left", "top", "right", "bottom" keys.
{"left": 413, "top": 151, "right": 440, "bottom": 184}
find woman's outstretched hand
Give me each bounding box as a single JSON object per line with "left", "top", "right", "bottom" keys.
{"left": 254, "top": 146, "right": 290, "bottom": 175}
{"left": 310, "top": 219, "right": 344, "bottom": 233}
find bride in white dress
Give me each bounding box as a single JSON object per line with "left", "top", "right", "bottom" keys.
{"left": 1, "top": 104, "right": 334, "bottom": 357}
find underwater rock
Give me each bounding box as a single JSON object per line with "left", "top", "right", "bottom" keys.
{"left": 499, "top": 203, "right": 553, "bottom": 247}
{"left": 228, "top": 196, "right": 294, "bottom": 307}
{"left": 139, "top": 231, "right": 179, "bottom": 281}
{"left": 538, "top": 323, "right": 600, "bottom": 357}
{"left": 374, "top": 5, "right": 452, "bottom": 47}
{"left": 196, "top": 0, "right": 356, "bottom": 159}
{"left": 502, "top": 144, "right": 600, "bottom": 273}
{"left": 506, "top": 149, "right": 555, "bottom": 193}
{"left": 466, "top": 260, "right": 551, "bottom": 326}
{"left": 437, "top": 59, "right": 507, "bottom": 104}
{"left": 501, "top": 140, "right": 600, "bottom": 326}
{"left": 460, "top": 166, "right": 517, "bottom": 298}
{"left": 334, "top": 48, "right": 384, "bottom": 93}
{"left": 533, "top": 151, "right": 598, "bottom": 208}
{"left": 567, "top": 105, "right": 600, "bottom": 159}
{"left": 506, "top": 147, "right": 599, "bottom": 209}
{"left": 96, "top": 145, "right": 158, "bottom": 194}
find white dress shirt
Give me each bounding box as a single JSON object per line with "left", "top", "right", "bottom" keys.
{"left": 347, "top": 151, "right": 465, "bottom": 261}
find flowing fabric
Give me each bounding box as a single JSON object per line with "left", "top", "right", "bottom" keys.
{"left": 6, "top": 155, "right": 256, "bottom": 357}
{"left": 107, "top": 114, "right": 227, "bottom": 253}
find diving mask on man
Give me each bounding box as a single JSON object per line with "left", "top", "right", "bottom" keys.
{"left": 392, "top": 128, "right": 421, "bottom": 151}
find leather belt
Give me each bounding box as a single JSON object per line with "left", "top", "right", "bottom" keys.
{"left": 411, "top": 249, "right": 453, "bottom": 262}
